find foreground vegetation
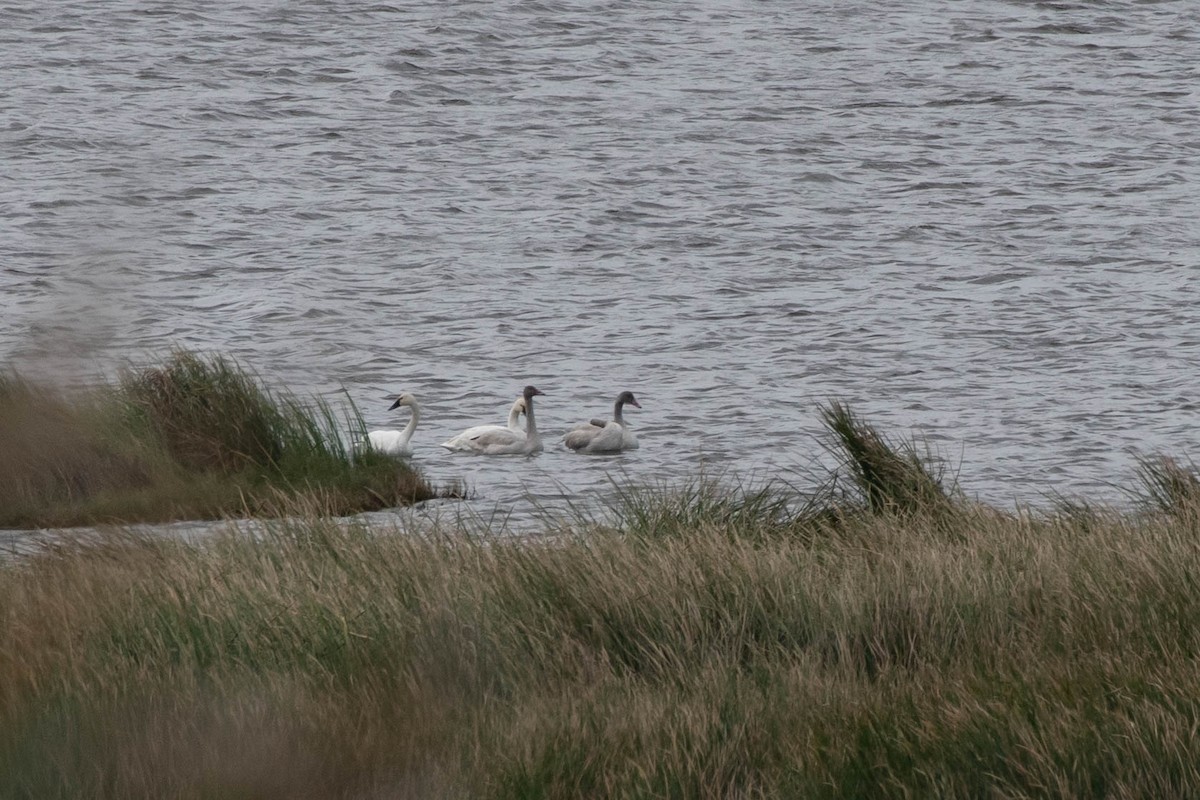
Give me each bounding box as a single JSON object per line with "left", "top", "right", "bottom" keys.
{"left": 3, "top": 402, "right": 1200, "bottom": 797}
{"left": 0, "top": 351, "right": 452, "bottom": 528}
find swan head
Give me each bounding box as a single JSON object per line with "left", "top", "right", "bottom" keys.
{"left": 514, "top": 398, "right": 527, "bottom": 414}
{"left": 388, "top": 392, "right": 418, "bottom": 410}
{"left": 523, "top": 385, "right": 544, "bottom": 400}
{"left": 617, "top": 390, "right": 641, "bottom": 409}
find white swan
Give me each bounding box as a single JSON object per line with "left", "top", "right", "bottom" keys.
{"left": 366, "top": 392, "right": 420, "bottom": 457}
{"left": 441, "top": 385, "right": 545, "bottom": 455}
{"left": 439, "top": 396, "right": 525, "bottom": 451}
{"left": 564, "top": 391, "right": 641, "bottom": 454}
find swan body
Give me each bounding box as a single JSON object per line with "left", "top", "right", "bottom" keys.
{"left": 366, "top": 392, "right": 420, "bottom": 457}
{"left": 442, "top": 386, "right": 545, "bottom": 455}
{"left": 564, "top": 391, "right": 641, "bottom": 454}
{"left": 439, "top": 397, "right": 525, "bottom": 451}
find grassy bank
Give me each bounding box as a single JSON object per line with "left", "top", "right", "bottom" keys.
{"left": 3, "top": 404, "right": 1200, "bottom": 798}
{"left": 0, "top": 351, "right": 452, "bottom": 528}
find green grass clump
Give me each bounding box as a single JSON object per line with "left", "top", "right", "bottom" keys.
{"left": 820, "top": 400, "right": 956, "bottom": 518}
{"left": 118, "top": 350, "right": 296, "bottom": 474}
{"left": 0, "top": 351, "right": 452, "bottom": 528}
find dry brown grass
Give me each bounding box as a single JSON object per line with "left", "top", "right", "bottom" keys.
{"left": 4, "top": 482, "right": 1200, "bottom": 797}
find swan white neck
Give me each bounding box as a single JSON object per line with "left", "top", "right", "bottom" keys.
{"left": 507, "top": 402, "right": 523, "bottom": 429}
{"left": 399, "top": 402, "right": 420, "bottom": 445}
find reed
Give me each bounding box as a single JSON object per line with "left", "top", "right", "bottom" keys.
{"left": 0, "top": 352, "right": 452, "bottom": 528}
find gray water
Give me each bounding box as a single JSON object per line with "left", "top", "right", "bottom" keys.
{"left": 4, "top": 0, "right": 1200, "bottom": 528}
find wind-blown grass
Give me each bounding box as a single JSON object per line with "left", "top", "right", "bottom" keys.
{"left": 819, "top": 400, "right": 955, "bottom": 517}
{"left": 0, "top": 351, "right": 453, "bottom": 528}
{"left": 1134, "top": 454, "right": 1200, "bottom": 519}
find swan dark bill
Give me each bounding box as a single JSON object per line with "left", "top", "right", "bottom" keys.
{"left": 366, "top": 392, "right": 420, "bottom": 457}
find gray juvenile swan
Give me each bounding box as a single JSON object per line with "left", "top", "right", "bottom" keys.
{"left": 563, "top": 390, "right": 641, "bottom": 454}
{"left": 440, "top": 396, "right": 526, "bottom": 451}
{"left": 366, "top": 392, "right": 420, "bottom": 457}
{"left": 441, "top": 386, "right": 545, "bottom": 455}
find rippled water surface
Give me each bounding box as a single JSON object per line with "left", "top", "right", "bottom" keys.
{"left": 4, "top": 0, "right": 1200, "bottom": 524}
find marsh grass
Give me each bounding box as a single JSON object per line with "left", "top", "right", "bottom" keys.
{"left": 5, "top": 483, "right": 1200, "bottom": 798}
{"left": 0, "top": 352, "right": 453, "bottom": 528}
{"left": 6, "top": 400, "right": 1200, "bottom": 796}
{"left": 596, "top": 401, "right": 957, "bottom": 547}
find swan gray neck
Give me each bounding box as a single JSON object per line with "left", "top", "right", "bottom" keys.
{"left": 612, "top": 397, "right": 625, "bottom": 426}
{"left": 524, "top": 393, "right": 540, "bottom": 446}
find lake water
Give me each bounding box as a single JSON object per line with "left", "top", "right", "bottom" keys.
{"left": 4, "top": 0, "right": 1200, "bottom": 529}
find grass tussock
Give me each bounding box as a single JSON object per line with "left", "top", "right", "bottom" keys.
{"left": 0, "top": 351, "right": 454, "bottom": 529}
{"left": 820, "top": 400, "right": 955, "bottom": 518}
